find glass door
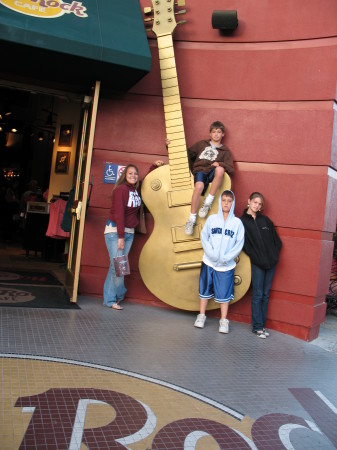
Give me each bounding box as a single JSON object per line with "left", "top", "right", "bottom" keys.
{"left": 65, "top": 81, "right": 100, "bottom": 302}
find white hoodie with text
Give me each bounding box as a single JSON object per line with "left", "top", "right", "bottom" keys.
{"left": 201, "top": 191, "right": 245, "bottom": 272}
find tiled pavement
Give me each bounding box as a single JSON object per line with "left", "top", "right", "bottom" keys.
{"left": 1, "top": 295, "right": 337, "bottom": 449}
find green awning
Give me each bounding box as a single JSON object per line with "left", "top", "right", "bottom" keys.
{"left": 0, "top": 0, "right": 152, "bottom": 92}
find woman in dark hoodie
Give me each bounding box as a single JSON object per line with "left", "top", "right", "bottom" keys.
{"left": 241, "top": 192, "right": 282, "bottom": 339}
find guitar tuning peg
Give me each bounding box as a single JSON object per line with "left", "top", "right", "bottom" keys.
{"left": 144, "top": 17, "right": 153, "bottom": 22}
{"left": 144, "top": 6, "right": 152, "bottom": 15}
{"left": 176, "top": 19, "right": 187, "bottom": 26}
{"left": 176, "top": 0, "right": 185, "bottom": 6}
{"left": 175, "top": 9, "right": 186, "bottom": 15}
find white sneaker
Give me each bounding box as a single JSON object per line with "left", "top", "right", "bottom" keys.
{"left": 185, "top": 220, "right": 196, "bottom": 235}
{"left": 194, "top": 314, "right": 206, "bottom": 328}
{"left": 262, "top": 329, "right": 270, "bottom": 337}
{"left": 219, "top": 318, "right": 229, "bottom": 334}
{"left": 255, "top": 331, "right": 267, "bottom": 339}
{"left": 198, "top": 202, "right": 212, "bottom": 218}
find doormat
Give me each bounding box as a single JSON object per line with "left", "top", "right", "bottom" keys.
{"left": 0, "top": 285, "right": 80, "bottom": 309}
{"left": 0, "top": 269, "right": 62, "bottom": 286}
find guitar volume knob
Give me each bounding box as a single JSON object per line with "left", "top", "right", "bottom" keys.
{"left": 151, "top": 179, "right": 162, "bottom": 191}
{"left": 234, "top": 275, "right": 242, "bottom": 285}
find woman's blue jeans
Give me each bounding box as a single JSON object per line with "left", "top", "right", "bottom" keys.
{"left": 251, "top": 263, "right": 276, "bottom": 332}
{"left": 103, "top": 232, "right": 134, "bottom": 307}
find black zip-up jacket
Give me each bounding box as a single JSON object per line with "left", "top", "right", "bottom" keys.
{"left": 240, "top": 209, "right": 282, "bottom": 269}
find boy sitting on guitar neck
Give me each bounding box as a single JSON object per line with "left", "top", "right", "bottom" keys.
{"left": 168, "top": 120, "right": 234, "bottom": 235}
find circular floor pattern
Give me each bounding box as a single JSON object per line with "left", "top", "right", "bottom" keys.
{"left": 0, "top": 270, "right": 22, "bottom": 281}
{"left": 1, "top": 354, "right": 254, "bottom": 450}
{"left": 0, "top": 287, "right": 35, "bottom": 303}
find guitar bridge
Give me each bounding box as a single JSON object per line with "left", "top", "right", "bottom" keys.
{"left": 173, "top": 261, "right": 202, "bottom": 271}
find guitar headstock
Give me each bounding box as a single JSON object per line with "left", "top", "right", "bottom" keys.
{"left": 144, "top": 0, "right": 186, "bottom": 37}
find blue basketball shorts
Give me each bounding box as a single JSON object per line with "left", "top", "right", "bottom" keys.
{"left": 199, "top": 262, "right": 234, "bottom": 303}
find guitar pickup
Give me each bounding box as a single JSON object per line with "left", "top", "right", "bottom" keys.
{"left": 171, "top": 224, "right": 203, "bottom": 253}
{"left": 167, "top": 189, "right": 193, "bottom": 207}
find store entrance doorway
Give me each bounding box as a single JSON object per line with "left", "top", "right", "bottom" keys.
{"left": 0, "top": 81, "right": 99, "bottom": 302}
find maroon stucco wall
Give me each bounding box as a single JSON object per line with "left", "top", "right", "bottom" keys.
{"left": 80, "top": 0, "right": 337, "bottom": 341}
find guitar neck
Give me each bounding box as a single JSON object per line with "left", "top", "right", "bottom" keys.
{"left": 158, "top": 34, "right": 192, "bottom": 190}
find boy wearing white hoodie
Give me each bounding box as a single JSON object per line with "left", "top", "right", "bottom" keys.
{"left": 194, "top": 190, "right": 245, "bottom": 333}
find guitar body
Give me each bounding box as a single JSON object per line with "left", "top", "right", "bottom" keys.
{"left": 139, "top": 165, "right": 251, "bottom": 311}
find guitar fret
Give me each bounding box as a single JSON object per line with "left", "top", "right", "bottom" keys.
{"left": 166, "top": 139, "right": 186, "bottom": 148}
{"left": 166, "top": 116, "right": 184, "bottom": 126}
{"left": 169, "top": 149, "right": 187, "bottom": 156}
{"left": 161, "top": 67, "right": 178, "bottom": 80}
{"left": 171, "top": 178, "right": 191, "bottom": 185}
{"left": 165, "top": 118, "right": 183, "bottom": 126}
{"left": 165, "top": 117, "right": 183, "bottom": 126}
{"left": 171, "top": 174, "right": 190, "bottom": 181}
{"left": 171, "top": 183, "right": 192, "bottom": 190}
{"left": 166, "top": 143, "right": 186, "bottom": 150}
{"left": 158, "top": 34, "right": 174, "bottom": 49}
{"left": 162, "top": 78, "right": 178, "bottom": 89}
{"left": 170, "top": 177, "right": 191, "bottom": 183}
{"left": 170, "top": 175, "right": 190, "bottom": 182}
{"left": 163, "top": 95, "right": 181, "bottom": 105}
{"left": 171, "top": 175, "right": 191, "bottom": 182}
{"left": 162, "top": 86, "right": 180, "bottom": 97}
{"left": 170, "top": 168, "right": 190, "bottom": 175}
{"left": 170, "top": 158, "right": 188, "bottom": 165}
{"left": 165, "top": 113, "right": 183, "bottom": 122}
{"left": 166, "top": 125, "right": 185, "bottom": 134}
{"left": 172, "top": 180, "right": 191, "bottom": 186}
{"left": 169, "top": 150, "right": 188, "bottom": 158}
{"left": 164, "top": 109, "right": 182, "bottom": 119}
{"left": 171, "top": 181, "right": 192, "bottom": 189}
{"left": 167, "top": 133, "right": 185, "bottom": 141}
{"left": 159, "top": 46, "right": 175, "bottom": 59}
{"left": 159, "top": 58, "right": 176, "bottom": 70}
{"left": 164, "top": 104, "right": 182, "bottom": 114}
{"left": 164, "top": 104, "right": 182, "bottom": 113}
{"left": 168, "top": 164, "right": 189, "bottom": 170}
{"left": 170, "top": 167, "right": 191, "bottom": 174}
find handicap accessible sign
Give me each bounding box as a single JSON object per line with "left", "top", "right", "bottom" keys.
{"left": 104, "top": 163, "right": 126, "bottom": 184}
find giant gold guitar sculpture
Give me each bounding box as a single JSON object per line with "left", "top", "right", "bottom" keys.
{"left": 139, "top": 0, "right": 251, "bottom": 311}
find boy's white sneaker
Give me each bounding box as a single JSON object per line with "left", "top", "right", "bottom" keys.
{"left": 198, "top": 202, "right": 212, "bottom": 218}
{"left": 194, "top": 314, "right": 206, "bottom": 328}
{"left": 185, "top": 220, "right": 196, "bottom": 235}
{"left": 219, "top": 318, "right": 229, "bottom": 334}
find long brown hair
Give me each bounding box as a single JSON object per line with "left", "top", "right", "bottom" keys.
{"left": 111, "top": 164, "right": 140, "bottom": 198}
